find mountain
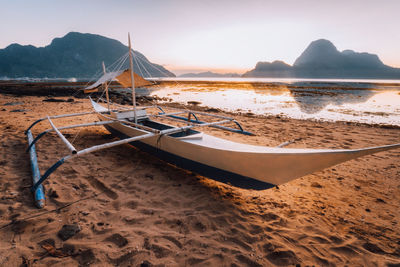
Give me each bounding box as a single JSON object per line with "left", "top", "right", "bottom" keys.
{"left": 179, "top": 71, "right": 240, "bottom": 78}
{"left": 243, "top": 39, "right": 400, "bottom": 79}
{"left": 0, "top": 32, "right": 175, "bottom": 79}
{"left": 241, "top": 61, "right": 292, "bottom": 78}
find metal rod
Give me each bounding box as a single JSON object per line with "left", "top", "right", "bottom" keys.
{"left": 76, "top": 132, "right": 155, "bottom": 156}
{"left": 47, "top": 116, "right": 77, "bottom": 154}
{"left": 92, "top": 109, "right": 159, "bottom": 133}
{"left": 122, "top": 121, "right": 160, "bottom": 134}
{"left": 128, "top": 33, "right": 137, "bottom": 124}
{"left": 102, "top": 61, "right": 111, "bottom": 112}
{"left": 26, "top": 111, "right": 100, "bottom": 133}
{"left": 152, "top": 111, "right": 187, "bottom": 117}
{"left": 159, "top": 119, "right": 232, "bottom": 136}
{"left": 162, "top": 106, "right": 234, "bottom": 120}
{"left": 27, "top": 120, "right": 117, "bottom": 152}
{"left": 27, "top": 130, "right": 45, "bottom": 208}
{"left": 164, "top": 115, "right": 254, "bottom": 136}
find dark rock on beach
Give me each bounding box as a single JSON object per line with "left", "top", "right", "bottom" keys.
{"left": 57, "top": 224, "right": 81, "bottom": 241}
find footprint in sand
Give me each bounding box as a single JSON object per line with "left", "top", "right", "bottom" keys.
{"left": 331, "top": 245, "right": 359, "bottom": 257}
{"left": 235, "top": 254, "right": 263, "bottom": 267}
{"left": 124, "top": 200, "right": 139, "bottom": 210}
{"left": 104, "top": 233, "right": 128, "bottom": 248}
{"left": 84, "top": 175, "right": 118, "bottom": 200}
{"left": 161, "top": 235, "right": 183, "bottom": 249}
{"left": 265, "top": 249, "right": 299, "bottom": 266}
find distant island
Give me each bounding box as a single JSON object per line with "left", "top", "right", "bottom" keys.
{"left": 0, "top": 32, "right": 175, "bottom": 79}
{"left": 2, "top": 34, "right": 400, "bottom": 80}
{"left": 243, "top": 39, "right": 400, "bottom": 79}
{"left": 179, "top": 71, "right": 240, "bottom": 78}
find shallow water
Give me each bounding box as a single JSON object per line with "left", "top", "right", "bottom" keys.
{"left": 149, "top": 80, "right": 400, "bottom": 126}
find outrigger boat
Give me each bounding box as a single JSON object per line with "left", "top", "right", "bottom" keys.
{"left": 26, "top": 35, "right": 400, "bottom": 208}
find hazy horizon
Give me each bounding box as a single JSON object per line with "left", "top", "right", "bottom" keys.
{"left": 1, "top": 0, "right": 400, "bottom": 74}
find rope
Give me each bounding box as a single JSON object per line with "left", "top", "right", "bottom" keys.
{"left": 0, "top": 192, "right": 101, "bottom": 230}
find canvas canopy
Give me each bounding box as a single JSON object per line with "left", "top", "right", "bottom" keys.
{"left": 84, "top": 69, "right": 152, "bottom": 93}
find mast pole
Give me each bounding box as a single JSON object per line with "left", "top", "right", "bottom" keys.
{"left": 128, "top": 33, "right": 137, "bottom": 124}
{"left": 102, "top": 61, "right": 110, "bottom": 112}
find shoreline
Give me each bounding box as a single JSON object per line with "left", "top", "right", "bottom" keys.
{"left": 2, "top": 80, "right": 400, "bottom": 128}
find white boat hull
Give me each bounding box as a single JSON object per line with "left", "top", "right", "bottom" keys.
{"left": 93, "top": 102, "right": 400, "bottom": 189}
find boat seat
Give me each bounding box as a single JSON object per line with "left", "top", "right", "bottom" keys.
{"left": 116, "top": 109, "right": 147, "bottom": 120}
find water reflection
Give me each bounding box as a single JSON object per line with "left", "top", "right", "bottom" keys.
{"left": 147, "top": 80, "right": 400, "bottom": 126}
{"left": 287, "top": 88, "right": 377, "bottom": 114}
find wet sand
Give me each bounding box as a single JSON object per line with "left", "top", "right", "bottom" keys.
{"left": 0, "top": 93, "right": 399, "bottom": 266}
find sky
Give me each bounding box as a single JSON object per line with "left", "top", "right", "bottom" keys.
{"left": 1, "top": 0, "right": 399, "bottom": 75}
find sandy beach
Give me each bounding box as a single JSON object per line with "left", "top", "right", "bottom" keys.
{"left": 0, "top": 92, "right": 399, "bottom": 266}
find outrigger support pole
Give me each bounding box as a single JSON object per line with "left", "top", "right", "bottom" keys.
{"left": 26, "top": 120, "right": 117, "bottom": 152}
{"left": 29, "top": 116, "right": 236, "bottom": 194}
{"left": 25, "top": 111, "right": 100, "bottom": 134}
{"left": 26, "top": 129, "right": 45, "bottom": 208}
{"left": 160, "top": 114, "right": 254, "bottom": 136}
{"left": 156, "top": 107, "right": 254, "bottom": 136}
{"left": 31, "top": 132, "right": 156, "bottom": 193}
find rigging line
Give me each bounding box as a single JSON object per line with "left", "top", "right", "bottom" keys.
{"left": 134, "top": 62, "right": 190, "bottom": 113}
{"left": 99, "top": 97, "right": 132, "bottom": 110}
{"left": 130, "top": 56, "right": 162, "bottom": 108}
{"left": 90, "top": 53, "right": 129, "bottom": 105}
{"left": 70, "top": 126, "right": 82, "bottom": 145}
{"left": 133, "top": 52, "right": 146, "bottom": 78}
{"left": 83, "top": 52, "right": 128, "bottom": 99}
{"left": 71, "top": 83, "right": 111, "bottom": 146}
{"left": 114, "top": 53, "right": 129, "bottom": 73}
{"left": 133, "top": 52, "right": 183, "bottom": 92}
{"left": 95, "top": 80, "right": 110, "bottom": 103}
{"left": 107, "top": 53, "right": 129, "bottom": 94}
{"left": 73, "top": 52, "right": 126, "bottom": 96}
{"left": 0, "top": 192, "right": 102, "bottom": 230}
{"left": 109, "top": 53, "right": 129, "bottom": 73}
{"left": 137, "top": 55, "right": 173, "bottom": 78}
{"left": 105, "top": 52, "right": 129, "bottom": 73}
{"left": 135, "top": 55, "right": 155, "bottom": 80}
{"left": 70, "top": 52, "right": 130, "bottom": 98}
{"left": 70, "top": 67, "right": 104, "bottom": 98}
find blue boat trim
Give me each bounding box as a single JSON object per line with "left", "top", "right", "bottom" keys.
{"left": 105, "top": 125, "right": 275, "bottom": 190}
{"left": 25, "top": 118, "right": 46, "bottom": 134}
{"left": 165, "top": 114, "right": 254, "bottom": 136}
{"left": 26, "top": 130, "right": 46, "bottom": 208}
{"left": 31, "top": 158, "right": 66, "bottom": 193}
{"left": 26, "top": 131, "right": 48, "bottom": 152}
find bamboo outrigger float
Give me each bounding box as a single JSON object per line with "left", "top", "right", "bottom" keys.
{"left": 26, "top": 34, "right": 400, "bottom": 208}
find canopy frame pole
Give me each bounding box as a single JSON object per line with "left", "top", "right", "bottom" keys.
{"left": 47, "top": 116, "right": 77, "bottom": 154}
{"left": 25, "top": 111, "right": 101, "bottom": 134}
{"left": 26, "top": 120, "right": 117, "bottom": 152}
{"left": 102, "top": 61, "right": 111, "bottom": 112}
{"left": 154, "top": 113, "right": 254, "bottom": 136}
{"left": 128, "top": 33, "right": 137, "bottom": 124}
